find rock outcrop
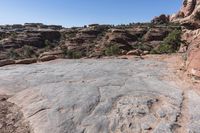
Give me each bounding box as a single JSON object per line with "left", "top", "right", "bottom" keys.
{"left": 1, "top": 59, "right": 199, "bottom": 133}
{"left": 0, "top": 23, "right": 181, "bottom": 66}
{"left": 0, "top": 95, "right": 31, "bottom": 133}
{"left": 171, "top": 0, "right": 200, "bottom": 28}
{"left": 171, "top": 0, "right": 200, "bottom": 78}
{"left": 0, "top": 59, "right": 199, "bottom": 132}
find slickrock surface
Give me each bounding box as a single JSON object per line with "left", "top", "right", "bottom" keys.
{"left": 0, "top": 58, "right": 199, "bottom": 133}
{"left": 0, "top": 95, "right": 31, "bottom": 133}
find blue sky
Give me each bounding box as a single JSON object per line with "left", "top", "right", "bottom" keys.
{"left": 0, "top": 0, "right": 182, "bottom": 27}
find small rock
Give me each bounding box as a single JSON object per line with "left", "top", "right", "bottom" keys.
{"left": 142, "top": 51, "right": 150, "bottom": 55}
{"left": 126, "top": 49, "right": 142, "bottom": 56}
{"left": 39, "top": 55, "right": 57, "bottom": 62}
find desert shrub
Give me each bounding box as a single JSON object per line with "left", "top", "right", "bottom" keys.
{"left": 11, "top": 33, "right": 17, "bottom": 38}
{"left": 138, "top": 43, "right": 152, "bottom": 51}
{"left": 22, "top": 46, "right": 35, "bottom": 58}
{"left": 104, "top": 44, "right": 120, "bottom": 56}
{"left": 67, "top": 50, "right": 82, "bottom": 59}
{"left": 45, "top": 40, "right": 50, "bottom": 46}
{"left": 44, "top": 40, "right": 55, "bottom": 49}
{"left": 151, "top": 29, "right": 182, "bottom": 54}
{"left": 7, "top": 48, "right": 20, "bottom": 59}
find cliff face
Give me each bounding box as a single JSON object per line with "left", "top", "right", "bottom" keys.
{"left": 172, "top": 0, "right": 200, "bottom": 79}
{"left": 171, "top": 0, "right": 200, "bottom": 28}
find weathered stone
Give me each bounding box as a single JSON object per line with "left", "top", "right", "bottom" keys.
{"left": 126, "top": 49, "right": 142, "bottom": 56}
{"left": 187, "top": 48, "right": 200, "bottom": 78}
{"left": 39, "top": 55, "right": 57, "bottom": 62}
{"left": 0, "top": 59, "right": 15, "bottom": 67}
{"left": 0, "top": 59, "right": 184, "bottom": 133}
{"left": 0, "top": 94, "right": 31, "bottom": 133}
{"left": 39, "top": 50, "right": 64, "bottom": 58}
{"left": 143, "top": 28, "right": 169, "bottom": 41}
{"left": 188, "top": 91, "right": 200, "bottom": 133}
{"left": 15, "top": 58, "right": 37, "bottom": 64}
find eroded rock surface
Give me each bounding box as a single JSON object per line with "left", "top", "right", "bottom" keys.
{"left": 0, "top": 59, "right": 199, "bottom": 133}
{"left": 0, "top": 95, "right": 31, "bottom": 133}
{"left": 0, "top": 22, "right": 180, "bottom": 64}
{"left": 171, "top": 0, "right": 200, "bottom": 79}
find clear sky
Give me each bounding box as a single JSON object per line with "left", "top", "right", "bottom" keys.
{"left": 0, "top": 0, "right": 182, "bottom": 27}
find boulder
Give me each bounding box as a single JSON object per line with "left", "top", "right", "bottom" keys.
{"left": 39, "top": 55, "right": 57, "bottom": 62}
{"left": 126, "top": 49, "right": 142, "bottom": 56}
{"left": 39, "top": 50, "right": 64, "bottom": 58}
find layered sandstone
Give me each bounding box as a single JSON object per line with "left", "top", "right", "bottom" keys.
{"left": 171, "top": 0, "right": 200, "bottom": 78}
{"left": 0, "top": 23, "right": 181, "bottom": 67}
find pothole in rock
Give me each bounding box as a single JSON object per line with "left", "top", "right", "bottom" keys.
{"left": 0, "top": 95, "right": 31, "bottom": 133}
{"left": 108, "top": 95, "right": 181, "bottom": 133}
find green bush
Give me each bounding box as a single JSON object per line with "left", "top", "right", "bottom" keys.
{"left": 22, "top": 46, "right": 35, "bottom": 58}
{"left": 44, "top": 40, "right": 54, "bottom": 49}
{"left": 138, "top": 43, "right": 152, "bottom": 51}
{"left": 105, "top": 44, "right": 120, "bottom": 56}
{"left": 7, "top": 49, "right": 20, "bottom": 59}
{"left": 151, "top": 29, "right": 182, "bottom": 54}
{"left": 67, "top": 50, "right": 82, "bottom": 59}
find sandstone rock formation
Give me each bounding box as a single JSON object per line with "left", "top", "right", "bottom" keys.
{"left": 171, "top": 0, "right": 200, "bottom": 78}
{"left": 0, "top": 95, "right": 31, "bottom": 133}
{"left": 171, "top": 0, "right": 200, "bottom": 28}
{"left": 152, "top": 14, "right": 170, "bottom": 24}
{"left": 0, "top": 40, "right": 199, "bottom": 133}
{"left": 0, "top": 22, "right": 181, "bottom": 66}
{"left": 0, "top": 59, "right": 199, "bottom": 133}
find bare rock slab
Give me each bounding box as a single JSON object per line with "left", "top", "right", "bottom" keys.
{"left": 0, "top": 59, "right": 193, "bottom": 133}
{"left": 188, "top": 90, "right": 200, "bottom": 133}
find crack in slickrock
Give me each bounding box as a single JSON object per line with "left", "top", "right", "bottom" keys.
{"left": 27, "top": 107, "right": 50, "bottom": 118}
{"left": 173, "top": 89, "right": 190, "bottom": 133}
{"left": 87, "top": 87, "right": 102, "bottom": 117}
{"left": 0, "top": 95, "right": 31, "bottom": 133}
